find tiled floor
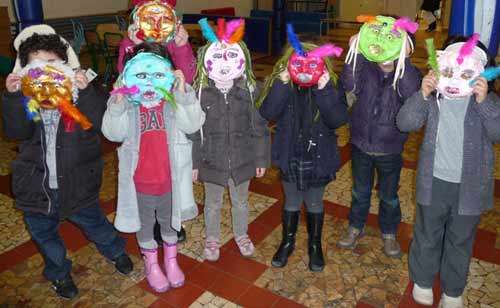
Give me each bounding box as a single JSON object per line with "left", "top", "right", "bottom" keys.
{"left": 1, "top": 24, "right": 500, "bottom": 308}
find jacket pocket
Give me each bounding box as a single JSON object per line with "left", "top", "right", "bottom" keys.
{"left": 74, "top": 160, "right": 104, "bottom": 203}
{"left": 11, "top": 160, "right": 46, "bottom": 205}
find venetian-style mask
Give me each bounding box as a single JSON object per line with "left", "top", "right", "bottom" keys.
{"left": 18, "top": 60, "right": 92, "bottom": 131}
{"left": 286, "top": 24, "right": 343, "bottom": 87}
{"left": 118, "top": 52, "right": 176, "bottom": 108}
{"left": 437, "top": 34, "right": 487, "bottom": 99}
{"left": 130, "top": 0, "right": 177, "bottom": 43}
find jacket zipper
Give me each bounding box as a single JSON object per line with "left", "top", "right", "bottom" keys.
{"left": 40, "top": 130, "right": 52, "bottom": 214}
{"left": 224, "top": 92, "right": 232, "bottom": 171}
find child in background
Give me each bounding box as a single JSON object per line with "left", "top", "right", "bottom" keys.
{"left": 102, "top": 43, "right": 205, "bottom": 293}
{"left": 119, "top": 0, "right": 197, "bottom": 242}
{"left": 258, "top": 27, "right": 348, "bottom": 272}
{"left": 397, "top": 35, "right": 500, "bottom": 308}
{"left": 2, "top": 25, "right": 132, "bottom": 300}
{"left": 338, "top": 16, "right": 421, "bottom": 257}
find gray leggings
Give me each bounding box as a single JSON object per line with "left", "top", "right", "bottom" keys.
{"left": 282, "top": 180, "right": 325, "bottom": 213}
{"left": 204, "top": 179, "right": 250, "bottom": 239}
{"left": 136, "top": 192, "right": 177, "bottom": 249}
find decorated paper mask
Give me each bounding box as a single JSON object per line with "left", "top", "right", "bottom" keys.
{"left": 358, "top": 16, "right": 411, "bottom": 63}
{"left": 345, "top": 15, "right": 418, "bottom": 88}
{"left": 436, "top": 34, "right": 487, "bottom": 99}
{"left": 199, "top": 18, "right": 246, "bottom": 86}
{"left": 130, "top": 0, "right": 178, "bottom": 43}
{"left": 18, "top": 60, "right": 92, "bottom": 132}
{"left": 204, "top": 42, "right": 245, "bottom": 84}
{"left": 286, "top": 24, "right": 343, "bottom": 87}
{"left": 116, "top": 52, "right": 176, "bottom": 108}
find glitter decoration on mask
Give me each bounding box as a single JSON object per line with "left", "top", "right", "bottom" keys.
{"left": 129, "top": 0, "right": 179, "bottom": 43}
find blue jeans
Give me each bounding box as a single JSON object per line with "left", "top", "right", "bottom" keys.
{"left": 23, "top": 190, "right": 126, "bottom": 281}
{"left": 348, "top": 145, "right": 403, "bottom": 234}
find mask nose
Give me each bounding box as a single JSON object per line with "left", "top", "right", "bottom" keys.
{"left": 42, "top": 83, "right": 53, "bottom": 96}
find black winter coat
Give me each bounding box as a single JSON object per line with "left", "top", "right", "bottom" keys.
{"left": 189, "top": 80, "right": 271, "bottom": 186}
{"left": 2, "top": 84, "right": 107, "bottom": 219}
{"left": 258, "top": 80, "right": 349, "bottom": 180}
{"left": 421, "top": 0, "right": 441, "bottom": 12}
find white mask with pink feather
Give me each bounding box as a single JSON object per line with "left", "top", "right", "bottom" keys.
{"left": 436, "top": 34, "right": 488, "bottom": 99}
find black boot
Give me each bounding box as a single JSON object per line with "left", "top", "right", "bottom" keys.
{"left": 306, "top": 212, "right": 325, "bottom": 272}
{"left": 426, "top": 21, "right": 437, "bottom": 32}
{"left": 271, "top": 211, "right": 299, "bottom": 268}
{"left": 154, "top": 221, "right": 187, "bottom": 244}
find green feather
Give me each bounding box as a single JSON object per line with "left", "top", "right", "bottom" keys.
{"left": 425, "top": 38, "right": 440, "bottom": 78}
{"left": 155, "top": 87, "right": 177, "bottom": 110}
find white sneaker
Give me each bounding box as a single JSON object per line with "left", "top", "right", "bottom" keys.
{"left": 412, "top": 283, "right": 433, "bottom": 306}
{"left": 441, "top": 293, "right": 463, "bottom": 308}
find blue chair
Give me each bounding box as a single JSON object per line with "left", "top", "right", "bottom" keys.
{"left": 71, "top": 19, "right": 85, "bottom": 55}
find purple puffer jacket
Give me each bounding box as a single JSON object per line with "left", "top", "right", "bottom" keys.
{"left": 341, "top": 55, "right": 422, "bottom": 154}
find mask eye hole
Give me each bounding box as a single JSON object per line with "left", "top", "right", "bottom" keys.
{"left": 213, "top": 53, "right": 223, "bottom": 59}
{"left": 373, "top": 29, "right": 380, "bottom": 34}
{"left": 227, "top": 51, "right": 238, "bottom": 58}
{"left": 293, "top": 60, "right": 301, "bottom": 67}
{"left": 460, "top": 69, "right": 475, "bottom": 80}
{"left": 309, "top": 63, "right": 318, "bottom": 69}
{"left": 386, "top": 34, "right": 393, "bottom": 40}
{"left": 441, "top": 67, "right": 453, "bottom": 78}
{"left": 154, "top": 72, "right": 165, "bottom": 79}
{"left": 136, "top": 73, "right": 147, "bottom": 79}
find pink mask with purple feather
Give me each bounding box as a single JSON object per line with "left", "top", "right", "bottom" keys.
{"left": 436, "top": 34, "right": 488, "bottom": 99}
{"left": 204, "top": 19, "right": 246, "bottom": 84}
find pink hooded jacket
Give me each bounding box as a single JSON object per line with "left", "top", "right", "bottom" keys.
{"left": 117, "top": 37, "right": 196, "bottom": 84}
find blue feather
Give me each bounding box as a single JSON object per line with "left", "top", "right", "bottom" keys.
{"left": 198, "top": 18, "right": 219, "bottom": 43}
{"left": 469, "top": 66, "right": 500, "bottom": 86}
{"left": 287, "top": 23, "right": 306, "bottom": 56}
{"left": 22, "top": 96, "right": 37, "bottom": 121}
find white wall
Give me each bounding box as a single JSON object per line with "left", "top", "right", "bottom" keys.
{"left": 175, "top": 0, "right": 253, "bottom": 17}
{"left": 0, "top": 0, "right": 128, "bottom": 22}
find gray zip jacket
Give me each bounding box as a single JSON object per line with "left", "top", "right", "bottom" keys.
{"left": 396, "top": 91, "right": 500, "bottom": 215}
{"left": 102, "top": 85, "right": 205, "bottom": 232}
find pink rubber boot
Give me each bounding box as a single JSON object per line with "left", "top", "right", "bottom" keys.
{"left": 141, "top": 248, "right": 169, "bottom": 293}
{"left": 163, "top": 243, "right": 185, "bottom": 288}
